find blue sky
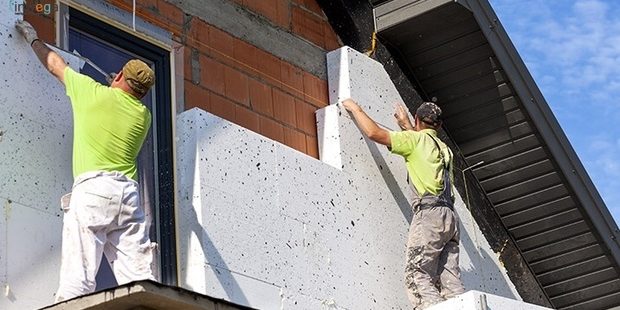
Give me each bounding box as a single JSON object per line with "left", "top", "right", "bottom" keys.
{"left": 489, "top": 0, "right": 620, "bottom": 226}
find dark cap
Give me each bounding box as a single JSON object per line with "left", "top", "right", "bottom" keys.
{"left": 416, "top": 102, "right": 442, "bottom": 127}
{"left": 122, "top": 59, "right": 155, "bottom": 97}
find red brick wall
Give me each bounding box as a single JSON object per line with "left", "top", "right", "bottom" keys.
{"left": 24, "top": 0, "right": 341, "bottom": 159}
{"left": 23, "top": 5, "right": 55, "bottom": 43}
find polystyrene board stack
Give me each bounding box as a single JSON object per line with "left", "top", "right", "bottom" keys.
{"left": 176, "top": 46, "right": 524, "bottom": 309}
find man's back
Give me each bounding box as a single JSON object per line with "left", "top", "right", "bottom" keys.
{"left": 64, "top": 67, "right": 151, "bottom": 180}
{"left": 389, "top": 128, "right": 453, "bottom": 197}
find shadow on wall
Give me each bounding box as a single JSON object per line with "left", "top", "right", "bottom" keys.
{"left": 363, "top": 136, "right": 413, "bottom": 224}
{"left": 178, "top": 119, "right": 250, "bottom": 306}
{"left": 183, "top": 205, "right": 251, "bottom": 306}
{"left": 457, "top": 198, "right": 519, "bottom": 300}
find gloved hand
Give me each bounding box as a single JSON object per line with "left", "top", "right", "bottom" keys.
{"left": 394, "top": 103, "right": 413, "bottom": 130}
{"left": 15, "top": 20, "right": 39, "bottom": 45}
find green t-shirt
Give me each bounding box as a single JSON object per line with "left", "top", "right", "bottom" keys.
{"left": 389, "top": 129, "right": 453, "bottom": 197}
{"left": 64, "top": 67, "right": 151, "bottom": 181}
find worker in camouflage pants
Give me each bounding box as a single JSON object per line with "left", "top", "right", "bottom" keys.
{"left": 342, "top": 99, "right": 464, "bottom": 309}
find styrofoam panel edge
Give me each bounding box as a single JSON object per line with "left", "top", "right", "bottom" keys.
{"left": 316, "top": 105, "right": 343, "bottom": 170}
{"left": 426, "top": 290, "right": 552, "bottom": 310}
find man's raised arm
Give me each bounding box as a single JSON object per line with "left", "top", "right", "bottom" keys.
{"left": 341, "top": 98, "right": 392, "bottom": 147}
{"left": 15, "top": 20, "right": 67, "bottom": 84}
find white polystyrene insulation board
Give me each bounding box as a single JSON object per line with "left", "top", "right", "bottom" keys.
{"left": 176, "top": 46, "right": 523, "bottom": 309}
{"left": 427, "top": 290, "right": 552, "bottom": 310}
{"left": 0, "top": 10, "right": 80, "bottom": 310}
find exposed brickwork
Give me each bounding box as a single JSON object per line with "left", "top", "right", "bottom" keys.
{"left": 306, "top": 135, "right": 319, "bottom": 158}
{"left": 184, "top": 48, "right": 194, "bottom": 80}
{"left": 107, "top": 0, "right": 185, "bottom": 37}
{"left": 293, "top": 0, "right": 324, "bottom": 16}
{"left": 303, "top": 71, "right": 329, "bottom": 107}
{"left": 210, "top": 92, "right": 237, "bottom": 123}
{"left": 295, "top": 99, "right": 318, "bottom": 135}
{"left": 23, "top": 4, "right": 55, "bottom": 44}
{"left": 200, "top": 55, "right": 226, "bottom": 95}
{"left": 273, "top": 89, "right": 297, "bottom": 127}
{"left": 324, "top": 22, "right": 341, "bottom": 51}
{"left": 187, "top": 17, "right": 210, "bottom": 49}
{"left": 242, "top": 0, "right": 290, "bottom": 29}
{"left": 177, "top": 0, "right": 334, "bottom": 158}
{"left": 184, "top": 81, "right": 211, "bottom": 111}
{"left": 114, "top": 0, "right": 337, "bottom": 158}
{"left": 235, "top": 104, "right": 260, "bottom": 133}
{"left": 284, "top": 127, "right": 307, "bottom": 154}
{"left": 260, "top": 116, "right": 285, "bottom": 144}
{"left": 280, "top": 62, "right": 304, "bottom": 95}
{"left": 248, "top": 78, "right": 274, "bottom": 117}
{"left": 25, "top": 0, "right": 339, "bottom": 159}
{"left": 157, "top": 0, "right": 185, "bottom": 26}
{"left": 291, "top": 6, "right": 325, "bottom": 49}
{"left": 224, "top": 66, "right": 250, "bottom": 106}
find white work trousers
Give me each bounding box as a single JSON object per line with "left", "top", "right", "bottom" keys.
{"left": 55, "top": 171, "right": 155, "bottom": 302}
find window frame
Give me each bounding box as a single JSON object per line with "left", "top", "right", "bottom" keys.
{"left": 62, "top": 7, "right": 177, "bottom": 285}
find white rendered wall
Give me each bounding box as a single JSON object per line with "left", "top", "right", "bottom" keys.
{"left": 427, "top": 290, "right": 551, "bottom": 310}
{"left": 177, "top": 47, "right": 522, "bottom": 309}
{"left": 0, "top": 9, "right": 80, "bottom": 310}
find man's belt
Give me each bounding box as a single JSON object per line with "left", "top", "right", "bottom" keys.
{"left": 412, "top": 196, "right": 453, "bottom": 211}
{"left": 414, "top": 203, "right": 453, "bottom": 211}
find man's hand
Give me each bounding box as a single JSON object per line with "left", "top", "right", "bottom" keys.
{"left": 15, "top": 20, "right": 39, "bottom": 45}
{"left": 394, "top": 103, "right": 414, "bottom": 131}
{"left": 340, "top": 98, "right": 391, "bottom": 147}
{"left": 342, "top": 98, "right": 362, "bottom": 113}
{"left": 15, "top": 20, "right": 66, "bottom": 83}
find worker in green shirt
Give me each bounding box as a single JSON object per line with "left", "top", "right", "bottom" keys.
{"left": 342, "top": 98, "right": 465, "bottom": 309}
{"left": 16, "top": 21, "right": 156, "bottom": 302}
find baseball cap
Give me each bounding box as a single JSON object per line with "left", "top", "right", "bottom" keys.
{"left": 416, "top": 102, "right": 442, "bottom": 127}
{"left": 122, "top": 59, "right": 155, "bottom": 97}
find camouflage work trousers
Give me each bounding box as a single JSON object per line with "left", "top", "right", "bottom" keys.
{"left": 404, "top": 205, "right": 464, "bottom": 309}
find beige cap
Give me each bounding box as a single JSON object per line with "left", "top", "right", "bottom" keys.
{"left": 122, "top": 59, "right": 155, "bottom": 96}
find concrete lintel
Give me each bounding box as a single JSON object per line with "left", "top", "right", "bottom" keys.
{"left": 41, "top": 280, "right": 255, "bottom": 310}
{"left": 169, "top": 0, "right": 328, "bottom": 79}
